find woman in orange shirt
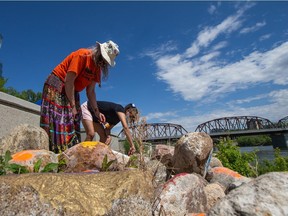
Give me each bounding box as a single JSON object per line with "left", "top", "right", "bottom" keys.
{"left": 40, "top": 40, "right": 119, "bottom": 153}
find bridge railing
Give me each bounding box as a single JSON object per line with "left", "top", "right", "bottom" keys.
{"left": 194, "top": 116, "right": 282, "bottom": 134}
{"left": 277, "top": 116, "right": 288, "bottom": 128}
{"left": 118, "top": 123, "right": 188, "bottom": 142}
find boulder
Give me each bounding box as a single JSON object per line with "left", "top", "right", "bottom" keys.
{"left": 146, "top": 159, "right": 168, "bottom": 188}
{"left": 112, "top": 149, "right": 130, "bottom": 166}
{"left": 209, "top": 157, "right": 223, "bottom": 168}
{"left": 107, "top": 196, "right": 152, "bottom": 216}
{"left": 153, "top": 173, "right": 208, "bottom": 215}
{"left": 9, "top": 149, "right": 58, "bottom": 173}
{"left": 209, "top": 167, "right": 251, "bottom": 192}
{"left": 62, "top": 141, "right": 119, "bottom": 173}
{"left": 0, "top": 124, "right": 49, "bottom": 155}
{"left": 204, "top": 183, "right": 225, "bottom": 210}
{"left": 151, "top": 144, "right": 175, "bottom": 166}
{"left": 0, "top": 169, "right": 154, "bottom": 216}
{"left": 171, "top": 132, "right": 213, "bottom": 177}
{"left": 208, "top": 172, "right": 288, "bottom": 216}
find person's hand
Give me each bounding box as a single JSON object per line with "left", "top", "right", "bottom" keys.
{"left": 94, "top": 109, "right": 106, "bottom": 123}
{"left": 99, "top": 113, "right": 106, "bottom": 123}
{"left": 105, "top": 135, "right": 112, "bottom": 146}
{"left": 128, "top": 146, "right": 136, "bottom": 156}
{"left": 72, "top": 106, "right": 77, "bottom": 118}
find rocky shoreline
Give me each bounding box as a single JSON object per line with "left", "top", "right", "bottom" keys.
{"left": 1, "top": 124, "right": 288, "bottom": 215}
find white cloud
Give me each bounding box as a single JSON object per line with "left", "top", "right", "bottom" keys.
{"left": 259, "top": 33, "right": 271, "bottom": 41}
{"left": 240, "top": 21, "right": 266, "bottom": 34}
{"left": 157, "top": 41, "right": 288, "bottom": 102}
{"left": 200, "top": 51, "right": 220, "bottom": 62}
{"left": 233, "top": 94, "right": 267, "bottom": 104}
{"left": 141, "top": 40, "right": 177, "bottom": 59}
{"left": 185, "top": 7, "right": 245, "bottom": 59}
{"left": 162, "top": 89, "right": 288, "bottom": 132}
{"left": 142, "top": 3, "right": 288, "bottom": 133}
{"left": 145, "top": 111, "right": 178, "bottom": 122}
{"left": 212, "top": 41, "right": 228, "bottom": 51}
{"left": 154, "top": 3, "right": 288, "bottom": 103}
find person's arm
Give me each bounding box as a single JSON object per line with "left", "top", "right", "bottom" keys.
{"left": 65, "top": 71, "right": 77, "bottom": 117}
{"left": 117, "top": 111, "right": 136, "bottom": 155}
{"left": 86, "top": 82, "right": 106, "bottom": 123}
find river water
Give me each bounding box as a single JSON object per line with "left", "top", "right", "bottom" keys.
{"left": 240, "top": 145, "right": 288, "bottom": 161}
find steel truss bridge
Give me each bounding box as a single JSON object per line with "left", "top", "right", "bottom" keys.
{"left": 195, "top": 116, "right": 288, "bottom": 136}
{"left": 194, "top": 116, "right": 288, "bottom": 149}
{"left": 278, "top": 116, "right": 288, "bottom": 128}
{"left": 117, "top": 116, "right": 288, "bottom": 148}
{"left": 118, "top": 123, "right": 188, "bottom": 144}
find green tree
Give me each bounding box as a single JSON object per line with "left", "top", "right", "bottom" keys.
{"left": 236, "top": 135, "right": 272, "bottom": 147}
{"left": 0, "top": 76, "right": 7, "bottom": 91}
{"left": 215, "top": 138, "right": 258, "bottom": 177}
{"left": 258, "top": 148, "right": 288, "bottom": 175}
{"left": 215, "top": 138, "right": 288, "bottom": 177}
{"left": 0, "top": 76, "right": 42, "bottom": 103}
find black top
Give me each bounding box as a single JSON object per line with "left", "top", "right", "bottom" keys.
{"left": 87, "top": 101, "right": 125, "bottom": 125}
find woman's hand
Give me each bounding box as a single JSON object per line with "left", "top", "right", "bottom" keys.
{"left": 105, "top": 135, "right": 112, "bottom": 146}
{"left": 99, "top": 112, "right": 106, "bottom": 123}
{"left": 72, "top": 106, "right": 77, "bottom": 119}
{"left": 128, "top": 145, "right": 136, "bottom": 156}
{"left": 92, "top": 107, "right": 105, "bottom": 123}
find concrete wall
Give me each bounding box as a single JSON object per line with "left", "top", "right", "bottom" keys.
{"left": 0, "top": 92, "right": 124, "bottom": 152}
{"left": 0, "top": 92, "right": 40, "bottom": 138}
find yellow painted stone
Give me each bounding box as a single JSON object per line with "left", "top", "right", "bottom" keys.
{"left": 80, "top": 141, "right": 100, "bottom": 148}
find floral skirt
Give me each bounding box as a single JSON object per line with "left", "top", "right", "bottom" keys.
{"left": 40, "top": 73, "right": 81, "bottom": 153}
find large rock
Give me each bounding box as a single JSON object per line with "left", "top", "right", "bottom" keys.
{"left": 62, "top": 141, "right": 119, "bottom": 172}
{"left": 146, "top": 159, "right": 168, "bottom": 188}
{"left": 209, "top": 157, "right": 223, "bottom": 168}
{"left": 151, "top": 144, "right": 175, "bottom": 166}
{"left": 0, "top": 169, "right": 154, "bottom": 216}
{"left": 0, "top": 124, "right": 49, "bottom": 155}
{"left": 171, "top": 132, "right": 213, "bottom": 177}
{"left": 9, "top": 149, "right": 58, "bottom": 172}
{"left": 153, "top": 173, "right": 208, "bottom": 215}
{"left": 0, "top": 183, "right": 65, "bottom": 215}
{"left": 107, "top": 196, "right": 153, "bottom": 216}
{"left": 209, "top": 167, "right": 251, "bottom": 192}
{"left": 208, "top": 172, "right": 288, "bottom": 216}
{"left": 204, "top": 183, "right": 226, "bottom": 210}
{"left": 112, "top": 149, "right": 130, "bottom": 166}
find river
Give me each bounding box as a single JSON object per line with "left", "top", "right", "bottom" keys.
{"left": 240, "top": 145, "right": 288, "bottom": 161}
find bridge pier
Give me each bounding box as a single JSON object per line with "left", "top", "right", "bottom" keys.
{"left": 271, "top": 132, "right": 288, "bottom": 149}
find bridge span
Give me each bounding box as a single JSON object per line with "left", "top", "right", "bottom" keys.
{"left": 195, "top": 116, "right": 288, "bottom": 149}
{"left": 118, "top": 123, "right": 188, "bottom": 144}
{"left": 117, "top": 116, "right": 288, "bottom": 148}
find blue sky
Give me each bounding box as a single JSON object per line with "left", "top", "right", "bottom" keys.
{"left": 0, "top": 1, "right": 288, "bottom": 135}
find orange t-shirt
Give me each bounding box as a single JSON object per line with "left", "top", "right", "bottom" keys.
{"left": 53, "top": 48, "right": 101, "bottom": 92}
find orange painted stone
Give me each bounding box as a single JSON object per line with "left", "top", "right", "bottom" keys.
{"left": 212, "top": 167, "right": 243, "bottom": 178}
{"left": 12, "top": 151, "right": 33, "bottom": 161}
{"left": 9, "top": 150, "right": 58, "bottom": 172}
